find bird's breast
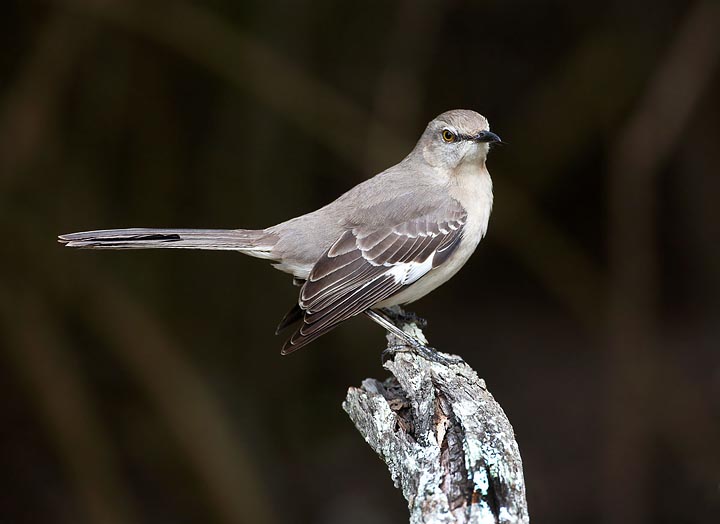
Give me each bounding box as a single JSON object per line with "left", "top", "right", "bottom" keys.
{"left": 377, "top": 165, "right": 493, "bottom": 307}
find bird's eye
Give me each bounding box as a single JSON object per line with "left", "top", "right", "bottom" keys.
{"left": 441, "top": 129, "right": 456, "bottom": 143}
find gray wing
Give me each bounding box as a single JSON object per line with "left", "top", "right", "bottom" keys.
{"left": 281, "top": 206, "right": 467, "bottom": 354}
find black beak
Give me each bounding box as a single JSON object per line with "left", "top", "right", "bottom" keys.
{"left": 474, "top": 130, "right": 502, "bottom": 144}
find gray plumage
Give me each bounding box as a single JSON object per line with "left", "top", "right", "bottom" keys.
{"left": 59, "top": 109, "right": 500, "bottom": 353}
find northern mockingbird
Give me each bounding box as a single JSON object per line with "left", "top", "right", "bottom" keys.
{"left": 59, "top": 109, "right": 501, "bottom": 359}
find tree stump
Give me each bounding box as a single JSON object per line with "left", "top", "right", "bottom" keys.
{"left": 343, "top": 311, "right": 529, "bottom": 523}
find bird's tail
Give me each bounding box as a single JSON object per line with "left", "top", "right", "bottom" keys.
{"left": 58, "top": 228, "right": 277, "bottom": 259}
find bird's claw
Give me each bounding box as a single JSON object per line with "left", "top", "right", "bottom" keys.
{"left": 381, "top": 307, "right": 428, "bottom": 329}
{"left": 382, "top": 341, "right": 461, "bottom": 366}
{"left": 381, "top": 344, "right": 410, "bottom": 364}
{"left": 412, "top": 343, "right": 463, "bottom": 365}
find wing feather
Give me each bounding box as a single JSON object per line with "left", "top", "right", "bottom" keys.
{"left": 307, "top": 249, "right": 361, "bottom": 281}
{"left": 284, "top": 277, "right": 399, "bottom": 351}
{"left": 281, "top": 204, "right": 468, "bottom": 354}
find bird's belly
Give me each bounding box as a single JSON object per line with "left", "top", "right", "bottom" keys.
{"left": 375, "top": 229, "right": 483, "bottom": 307}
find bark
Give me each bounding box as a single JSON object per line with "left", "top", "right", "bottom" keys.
{"left": 343, "top": 311, "right": 529, "bottom": 523}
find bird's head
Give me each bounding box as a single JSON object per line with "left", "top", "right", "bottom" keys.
{"left": 417, "top": 109, "right": 501, "bottom": 170}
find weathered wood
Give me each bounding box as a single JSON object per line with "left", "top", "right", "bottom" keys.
{"left": 343, "top": 310, "right": 529, "bottom": 523}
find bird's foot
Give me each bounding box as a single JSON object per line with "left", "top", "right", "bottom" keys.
{"left": 382, "top": 341, "right": 462, "bottom": 366}
{"left": 365, "top": 309, "right": 461, "bottom": 366}
{"left": 410, "top": 343, "right": 462, "bottom": 365}
{"left": 380, "top": 307, "right": 428, "bottom": 329}
{"left": 381, "top": 344, "right": 411, "bottom": 364}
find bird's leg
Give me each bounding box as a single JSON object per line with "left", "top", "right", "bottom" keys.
{"left": 364, "top": 309, "right": 460, "bottom": 365}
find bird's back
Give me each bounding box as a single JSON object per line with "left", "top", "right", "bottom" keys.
{"left": 267, "top": 159, "right": 450, "bottom": 278}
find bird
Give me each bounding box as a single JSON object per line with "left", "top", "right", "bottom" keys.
{"left": 59, "top": 109, "right": 500, "bottom": 359}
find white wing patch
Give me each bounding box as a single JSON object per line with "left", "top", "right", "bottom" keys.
{"left": 386, "top": 253, "right": 435, "bottom": 285}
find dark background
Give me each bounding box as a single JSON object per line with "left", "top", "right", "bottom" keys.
{"left": 2, "top": 1, "right": 719, "bottom": 523}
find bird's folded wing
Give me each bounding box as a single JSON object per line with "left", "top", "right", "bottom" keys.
{"left": 281, "top": 207, "right": 467, "bottom": 354}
